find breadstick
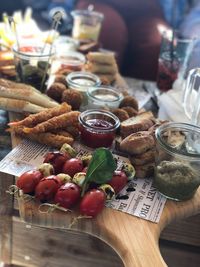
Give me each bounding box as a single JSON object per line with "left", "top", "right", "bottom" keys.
{"left": 0, "top": 85, "right": 59, "bottom": 108}
{"left": 0, "top": 97, "right": 46, "bottom": 113}
{"left": 20, "top": 132, "right": 74, "bottom": 148}
{"left": 9, "top": 103, "right": 71, "bottom": 128}
{"left": 24, "top": 111, "right": 80, "bottom": 134}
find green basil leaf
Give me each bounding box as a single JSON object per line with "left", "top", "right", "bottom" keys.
{"left": 82, "top": 148, "right": 116, "bottom": 193}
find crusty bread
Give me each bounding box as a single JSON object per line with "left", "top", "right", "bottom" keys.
{"left": 0, "top": 97, "right": 46, "bottom": 113}
{"left": 134, "top": 162, "right": 155, "bottom": 179}
{"left": 120, "top": 131, "right": 155, "bottom": 155}
{"left": 120, "top": 111, "right": 155, "bottom": 138}
{"left": 130, "top": 148, "right": 156, "bottom": 165}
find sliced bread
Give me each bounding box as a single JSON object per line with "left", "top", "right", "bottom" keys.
{"left": 120, "top": 111, "right": 155, "bottom": 138}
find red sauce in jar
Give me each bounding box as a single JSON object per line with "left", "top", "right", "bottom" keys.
{"left": 80, "top": 118, "right": 115, "bottom": 148}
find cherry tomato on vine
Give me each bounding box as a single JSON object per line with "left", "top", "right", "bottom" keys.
{"left": 108, "top": 170, "right": 128, "bottom": 194}
{"left": 80, "top": 189, "right": 106, "bottom": 217}
{"left": 16, "top": 170, "right": 43, "bottom": 194}
{"left": 35, "top": 175, "right": 61, "bottom": 202}
{"left": 62, "top": 158, "right": 83, "bottom": 177}
{"left": 54, "top": 182, "right": 81, "bottom": 209}
{"left": 43, "top": 151, "right": 70, "bottom": 174}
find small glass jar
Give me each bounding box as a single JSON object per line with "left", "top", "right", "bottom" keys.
{"left": 87, "top": 86, "right": 123, "bottom": 110}
{"left": 54, "top": 36, "right": 79, "bottom": 52}
{"left": 155, "top": 122, "right": 200, "bottom": 201}
{"left": 52, "top": 51, "right": 85, "bottom": 75}
{"left": 71, "top": 10, "right": 104, "bottom": 41}
{"left": 66, "top": 71, "right": 101, "bottom": 110}
{"left": 79, "top": 109, "right": 120, "bottom": 148}
{"left": 13, "top": 42, "right": 55, "bottom": 92}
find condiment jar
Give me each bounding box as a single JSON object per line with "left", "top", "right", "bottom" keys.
{"left": 13, "top": 42, "right": 55, "bottom": 92}
{"left": 66, "top": 71, "right": 101, "bottom": 110}
{"left": 154, "top": 122, "right": 200, "bottom": 201}
{"left": 51, "top": 51, "right": 85, "bottom": 75}
{"left": 87, "top": 86, "right": 123, "bottom": 111}
{"left": 79, "top": 109, "right": 120, "bottom": 148}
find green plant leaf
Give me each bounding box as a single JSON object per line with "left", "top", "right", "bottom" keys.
{"left": 81, "top": 148, "right": 117, "bottom": 196}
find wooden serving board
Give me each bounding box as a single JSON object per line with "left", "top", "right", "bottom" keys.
{"left": 8, "top": 113, "right": 200, "bottom": 267}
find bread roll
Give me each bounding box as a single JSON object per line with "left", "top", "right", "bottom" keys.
{"left": 120, "top": 131, "right": 155, "bottom": 155}
{"left": 120, "top": 111, "right": 155, "bottom": 138}
{"left": 130, "top": 149, "right": 156, "bottom": 165}
{"left": 119, "top": 95, "right": 139, "bottom": 111}
{"left": 134, "top": 162, "right": 155, "bottom": 179}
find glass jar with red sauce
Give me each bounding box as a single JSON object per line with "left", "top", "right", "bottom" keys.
{"left": 78, "top": 109, "right": 120, "bottom": 148}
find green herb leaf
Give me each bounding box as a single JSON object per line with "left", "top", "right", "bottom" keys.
{"left": 81, "top": 148, "right": 117, "bottom": 196}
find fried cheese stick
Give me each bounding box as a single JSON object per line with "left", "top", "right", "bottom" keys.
{"left": 9, "top": 103, "right": 71, "bottom": 128}
{"left": 23, "top": 111, "right": 80, "bottom": 134}
{"left": 22, "top": 132, "right": 74, "bottom": 148}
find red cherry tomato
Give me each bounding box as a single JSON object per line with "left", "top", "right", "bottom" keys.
{"left": 35, "top": 175, "right": 61, "bottom": 202}
{"left": 80, "top": 189, "right": 106, "bottom": 217}
{"left": 16, "top": 170, "right": 43, "bottom": 194}
{"left": 43, "top": 151, "right": 70, "bottom": 174}
{"left": 54, "top": 182, "right": 81, "bottom": 209}
{"left": 62, "top": 158, "right": 83, "bottom": 177}
{"left": 108, "top": 170, "right": 128, "bottom": 194}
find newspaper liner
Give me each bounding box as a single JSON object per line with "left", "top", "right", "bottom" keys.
{"left": 0, "top": 139, "right": 166, "bottom": 223}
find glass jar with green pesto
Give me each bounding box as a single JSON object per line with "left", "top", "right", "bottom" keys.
{"left": 154, "top": 122, "right": 200, "bottom": 201}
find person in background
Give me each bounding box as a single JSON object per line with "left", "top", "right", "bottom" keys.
{"left": 75, "top": 0, "right": 170, "bottom": 81}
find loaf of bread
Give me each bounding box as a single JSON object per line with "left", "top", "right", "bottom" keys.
{"left": 120, "top": 131, "right": 155, "bottom": 155}
{"left": 120, "top": 111, "right": 155, "bottom": 138}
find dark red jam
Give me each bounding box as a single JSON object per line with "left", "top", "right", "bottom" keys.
{"left": 80, "top": 118, "right": 115, "bottom": 148}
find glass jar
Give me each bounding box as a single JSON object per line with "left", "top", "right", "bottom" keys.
{"left": 51, "top": 51, "right": 85, "bottom": 76}
{"left": 54, "top": 36, "right": 79, "bottom": 52}
{"left": 155, "top": 122, "right": 200, "bottom": 201}
{"left": 66, "top": 71, "right": 101, "bottom": 110}
{"left": 71, "top": 10, "right": 104, "bottom": 41}
{"left": 13, "top": 42, "right": 55, "bottom": 92}
{"left": 79, "top": 109, "right": 120, "bottom": 148}
{"left": 87, "top": 86, "right": 123, "bottom": 110}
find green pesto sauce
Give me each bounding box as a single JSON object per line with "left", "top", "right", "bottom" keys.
{"left": 154, "top": 161, "right": 200, "bottom": 200}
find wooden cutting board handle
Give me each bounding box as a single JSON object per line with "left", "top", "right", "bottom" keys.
{"left": 17, "top": 187, "right": 200, "bottom": 267}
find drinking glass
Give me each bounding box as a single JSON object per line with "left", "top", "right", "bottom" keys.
{"left": 157, "top": 32, "right": 191, "bottom": 92}
{"left": 182, "top": 68, "right": 200, "bottom": 125}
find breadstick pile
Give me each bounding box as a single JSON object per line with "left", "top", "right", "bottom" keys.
{"left": 9, "top": 103, "right": 80, "bottom": 148}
